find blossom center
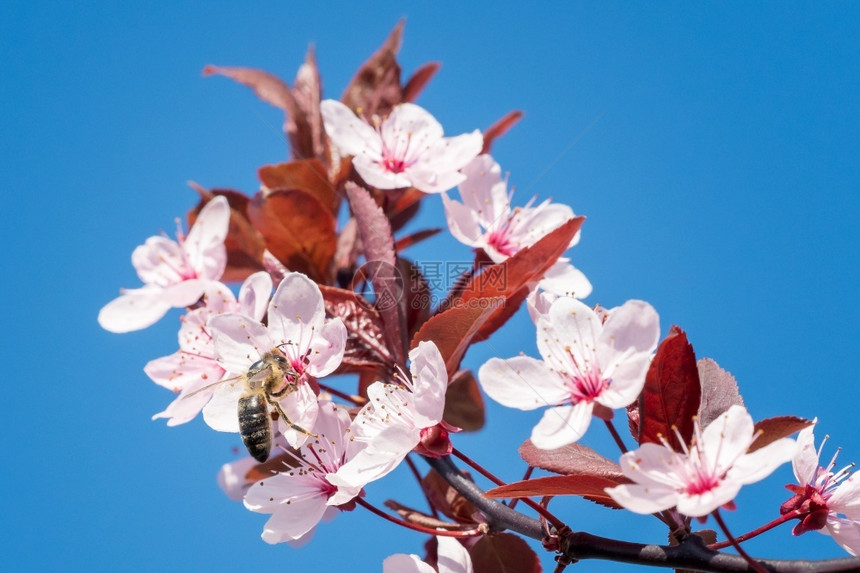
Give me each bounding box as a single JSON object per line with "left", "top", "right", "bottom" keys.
{"left": 487, "top": 224, "right": 518, "bottom": 257}
{"left": 568, "top": 368, "right": 609, "bottom": 403}
{"left": 684, "top": 470, "right": 721, "bottom": 495}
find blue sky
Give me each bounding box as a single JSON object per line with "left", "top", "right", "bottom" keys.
{"left": 2, "top": 2, "right": 859, "bottom": 571}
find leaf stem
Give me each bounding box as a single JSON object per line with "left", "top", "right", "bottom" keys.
{"left": 711, "top": 509, "right": 768, "bottom": 573}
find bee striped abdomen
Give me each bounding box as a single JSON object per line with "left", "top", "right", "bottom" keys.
{"left": 237, "top": 394, "right": 272, "bottom": 463}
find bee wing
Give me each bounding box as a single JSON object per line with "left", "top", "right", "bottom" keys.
{"left": 181, "top": 372, "right": 245, "bottom": 399}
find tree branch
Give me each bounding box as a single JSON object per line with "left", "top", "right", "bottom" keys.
{"left": 423, "top": 456, "right": 860, "bottom": 572}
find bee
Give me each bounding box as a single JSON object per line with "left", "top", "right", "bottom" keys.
{"left": 186, "top": 349, "right": 317, "bottom": 462}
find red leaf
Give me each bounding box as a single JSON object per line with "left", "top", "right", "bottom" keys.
{"left": 247, "top": 189, "right": 336, "bottom": 284}
{"left": 468, "top": 534, "right": 541, "bottom": 573}
{"left": 638, "top": 326, "right": 701, "bottom": 451}
{"left": 697, "top": 358, "right": 745, "bottom": 429}
{"left": 344, "top": 182, "right": 405, "bottom": 366}
{"left": 402, "top": 61, "right": 441, "bottom": 102}
{"left": 386, "top": 187, "right": 425, "bottom": 232}
{"left": 485, "top": 475, "right": 628, "bottom": 509}
{"left": 411, "top": 301, "right": 501, "bottom": 376}
{"left": 443, "top": 370, "right": 485, "bottom": 432}
{"left": 518, "top": 440, "right": 625, "bottom": 481}
{"left": 452, "top": 217, "right": 584, "bottom": 341}
{"left": 318, "top": 285, "right": 391, "bottom": 374}
{"left": 257, "top": 159, "right": 336, "bottom": 213}
{"left": 393, "top": 228, "right": 443, "bottom": 252}
{"left": 341, "top": 21, "right": 404, "bottom": 120}
{"left": 421, "top": 469, "right": 483, "bottom": 525}
{"left": 397, "top": 257, "right": 432, "bottom": 338}
{"left": 292, "top": 46, "right": 328, "bottom": 163}
{"left": 749, "top": 416, "right": 812, "bottom": 453}
{"left": 482, "top": 110, "right": 524, "bottom": 154}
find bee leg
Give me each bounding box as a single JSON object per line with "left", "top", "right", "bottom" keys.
{"left": 271, "top": 401, "right": 318, "bottom": 438}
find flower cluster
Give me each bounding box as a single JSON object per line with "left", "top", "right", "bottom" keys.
{"left": 100, "top": 25, "right": 860, "bottom": 571}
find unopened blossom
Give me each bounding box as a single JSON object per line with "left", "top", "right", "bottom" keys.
{"left": 383, "top": 536, "right": 473, "bottom": 573}
{"left": 204, "top": 271, "right": 347, "bottom": 448}
{"left": 98, "top": 196, "right": 231, "bottom": 333}
{"left": 144, "top": 272, "right": 272, "bottom": 426}
{"left": 329, "top": 341, "right": 449, "bottom": 489}
{"left": 606, "top": 405, "right": 797, "bottom": 517}
{"left": 243, "top": 401, "right": 364, "bottom": 544}
{"left": 442, "top": 154, "right": 591, "bottom": 298}
{"left": 780, "top": 423, "right": 860, "bottom": 555}
{"left": 478, "top": 297, "right": 659, "bottom": 449}
{"left": 320, "top": 99, "right": 483, "bottom": 194}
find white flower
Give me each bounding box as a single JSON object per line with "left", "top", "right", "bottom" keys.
{"left": 144, "top": 272, "right": 272, "bottom": 426}
{"left": 243, "top": 401, "right": 363, "bottom": 544}
{"left": 782, "top": 423, "right": 860, "bottom": 555}
{"left": 383, "top": 537, "right": 473, "bottom": 573}
{"left": 606, "top": 405, "right": 797, "bottom": 517}
{"left": 204, "top": 271, "right": 347, "bottom": 448}
{"left": 320, "top": 100, "right": 483, "bottom": 194}
{"left": 478, "top": 297, "right": 659, "bottom": 449}
{"left": 329, "top": 341, "right": 449, "bottom": 489}
{"left": 442, "top": 154, "right": 591, "bottom": 298}
{"left": 98, "top": 196, "right": 231, "bottom": 332}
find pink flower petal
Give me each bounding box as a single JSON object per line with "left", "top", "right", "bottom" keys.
{"left": 383, "top": 554, "right": 435, "bottom": 573}
{"left": 537, "top": 261, "right": 592, "bottom": 299}
{"left": 320, "top": 99, "right": 383, "bottom": 158}
{"left": 478, "top": 356, "right": 567, "bottom": 410}
{"left": 202, "top": 378, "right": 245, "bottom": 432}
{"left": 97, "top": 286, "right": 171, "bottom": 333}
{"left": 409, "top": 341, "right": 448, "bottom": 428}
{"left": 132, "top": 236, "right": 186, "bottom": 286}
{"left": 306, "top": 318, "right": 347, "bottom": 378}
{"left": 530, "top": 403, "right": 594, "bottom": 449}
{"left": 238, "top": 271, "right": 273, "bottom": 321}
{"left": 827, "top": 518, "right": 860, "bottom": 556}
{"left": 267, "top": 272, "right": 326, "bottom": 348}
{"left": 209, "top": 313, "right": 273, "bottom": 373}
{"left": 605, "top": 483, "right": 678, "bottom": 515}
{"left": 728, "top": 437, "right": 797, "bottom": 485}
{"left": 675, "top": 481, "right": 742, "bottom": 517}
{"left": 792, "top": 424, "right": 820, "bottom": 486}
{"left": 276, "top": 383, "right": 320, "bottom": 449}
{"left": 185, "top": 195, "right": 230, "bottom": 281}
{"left": 441, "top": 194, "right": 483, "bottom": 246}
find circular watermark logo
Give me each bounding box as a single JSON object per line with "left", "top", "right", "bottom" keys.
{"left": 350, "top": 260, "right": 405, "bottom": 311}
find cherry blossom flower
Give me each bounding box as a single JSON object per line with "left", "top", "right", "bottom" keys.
{"left": 329, "top": 341, "right": 449, "bottom": 489}
{"left": 98, "top": 196, "right": 231, "bottom": 333}
{"left": 442, "top": 154, "right": 591, "bottom": 298}
{"left": 606, "top": 405, "right": 797, "bottom": 517}
{"left": 243, "top": 401, "right": 364, "bottom": 544}
{"left": 478, "top": 297, "right": 659, "bottom": 449}
{"left": 144, "top": 272, "right": 272, "bottom": 426}
{"left": 320, "top": 99, "right": 483, "bottom": 194}
{"left": 204, "top": 271, "right": 347, "bottom": 448}
{"left": 780, "top": 423, "right": 860, "bottom": 555}
{"left": 383, "top": 537, "right": 473, "bottom": 573}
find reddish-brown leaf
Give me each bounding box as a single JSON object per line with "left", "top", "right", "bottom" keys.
{"left": 187, "top": 185, "right": 265, "bottom": 282}
{"left": 421, "top": 469, "right": 483, "bottom": 525}
{"left": 342, "top": 21, "right": 404, "bottom": 120}
{"left": 402, "top": 61, "right": 441, "bottom": 102}
{"left": 638, "top": 326, "right": 701, "bottom": 451}
{"left": 697, "top": 358, "right": 745, "bottom": 428}
{"left": 518, "top": 440, "right": 625, "bottom": 481}
{"left": 452, "top": 217, "right": 584, "bottom": 341}
{"left": 397, "top": 257, "right": 432, "bottom": 337}
{"left": 318, "top": 285, "right": 391, "bottom": 374}
{"left": 257, "top": 159, "right": 336, "bottom": 213}
{"left": 411, "top": 301, "right": 501, "bottom": 377}
{"left": 749, "top": 416, "right": 812, "bottom": 453}
{"left": 393, "top": 228, "right": 443, "bottom": 252}
{"left": 344, "top": 182, "right": 405, "bottom": 366}
{"left": 203, "top": 65, "right": 296, "bottom": 111}
{"left": 292, "top": 46, "right": 328, "bottom": 163}
{"left": 485, "top": 475, "right": 628, "bottom": 509}
{"left": 247, "top": 189, "right": 336, "bottom": 284}
{"left": 469, "top": 534, "right": 541, "bottom": 573}
{"left": 443, "top": 370, "right": 485, "bottom": 432}
{"left": 482, "top": 110, "right": 524, "bottom": 154}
